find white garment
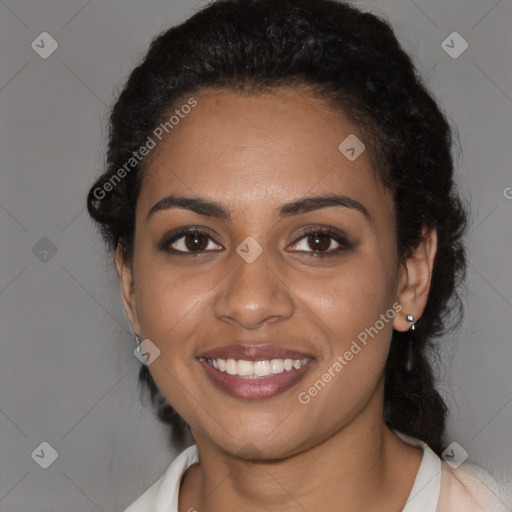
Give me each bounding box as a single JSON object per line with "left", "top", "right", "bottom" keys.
{"left": 123, "top": 431, "right": 511, "bottom": 512}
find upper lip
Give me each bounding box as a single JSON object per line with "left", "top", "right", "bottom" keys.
{"left": 197, "top": 343, "right": 314, "bottom": 361}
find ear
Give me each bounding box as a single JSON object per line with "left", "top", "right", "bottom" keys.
{"left": 393, "top": 227, "right": 438, "bottom": 332}
{"left": 114, "top": 240, "right": 141, "bottom": 335}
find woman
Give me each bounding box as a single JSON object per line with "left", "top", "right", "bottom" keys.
{"left": 87, "top": 0, "right": 510, "bottom": 510}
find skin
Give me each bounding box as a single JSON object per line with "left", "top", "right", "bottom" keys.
{"left": 116, "top": 86, "right": 438, "bottom": 512}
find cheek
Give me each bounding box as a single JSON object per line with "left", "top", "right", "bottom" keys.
{"left": 291, "top": 249, "right": 396, "bottom": 399}
{"left": 133, "top": 255, "right": 218, "bottom": 342}
{"left": 291, "top": 249, "right": 395, "bottom": 338}
{"left": 309, "top": 282, "right": 394, "bottom": 380}
{"left": 294, "top": 303, "right": 394, "bottom": 435}
{"left": 131, "top": 260, "right": 210, "bottom": 419}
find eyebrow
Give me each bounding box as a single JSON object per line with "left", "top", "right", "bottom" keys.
{"left": 146, "top": 193, "right": 370, "bottom": 222}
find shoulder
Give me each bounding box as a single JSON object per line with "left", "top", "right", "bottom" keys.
{"left": 122, "top": 445, "right": 199, "bottom": 512}
{"left": 437, "top": 460, "right": 512, "bottom": 512}
{"left": 391, "top": 428, "right": 511, "bottom": 512}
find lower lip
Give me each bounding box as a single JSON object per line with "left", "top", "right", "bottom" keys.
{"left": 198, "top": 359, "right": 314, "bottom": 400}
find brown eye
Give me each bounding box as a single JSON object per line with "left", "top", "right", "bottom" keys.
{"left": 159, "top": 228, "right": 223, "bottom": 254}
{"left": 288, "top": 227, "right": 352, "bottom": 259}
{"left": 306, "top": 232, "right": 332, "bottom": 252}
{"left": 183, "top": 232, "right": 209, "bottom": 251}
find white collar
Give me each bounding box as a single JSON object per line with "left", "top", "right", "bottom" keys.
{"left": 394, "top": 430, "right": 441, "bottom": 511}
{"left": 153, "top": 444, "right": 199, "bottom": 512}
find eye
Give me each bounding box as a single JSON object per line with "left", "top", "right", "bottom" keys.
{"left": 158, "top": 226, "right": 352, "bottom": 258}
{"left": 288, "top": 227, "right": 352, "bottom": 258}
{"left": 159, "top": 228, "right": 223, "bottom": 255}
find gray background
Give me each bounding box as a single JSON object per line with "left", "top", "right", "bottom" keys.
{"left": 0, "top": 0, "right": 511, "bottom": 510}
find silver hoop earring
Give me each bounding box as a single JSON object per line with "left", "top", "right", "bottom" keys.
{"left": 406, "top": 314, "right": 416, "bottom": 331}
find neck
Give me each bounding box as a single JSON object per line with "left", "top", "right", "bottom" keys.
{"left": 179, "top": 406, "right": 423, "bottom": 512}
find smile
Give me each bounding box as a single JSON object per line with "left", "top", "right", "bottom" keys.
{"left": 198, "top": 354, "right": 314, "bottom": 399}
{"left": 204, "top": 357, "right": 311, "bottom": 377}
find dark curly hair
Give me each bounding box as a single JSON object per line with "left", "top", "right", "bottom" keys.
{"left": 87, "top": 0, "right": 468, "bottom": 454}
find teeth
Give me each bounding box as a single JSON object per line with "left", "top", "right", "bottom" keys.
{"left": 237, "top": 359, "right": 254, "bottom": 376}
{"left": 225, "top": 358, "right": 237, "bottom": 375}
{"left": 254, "top": 360, "right": 271, "bottom": 377}
{"left": 270, "top": 359, "right": 284, "bottom": 373}
{"left": 205, "top": 357, "right": 310, "bottom": 377}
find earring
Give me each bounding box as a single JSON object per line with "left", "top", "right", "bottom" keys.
{"left": 134, "top": 333, "right": 143, "bottom": 354}
{"left": 406, "top": 314, "right": 416, "bottom": 331}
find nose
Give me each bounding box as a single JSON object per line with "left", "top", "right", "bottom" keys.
{"left": 211, "top": 243, "right": 295, "bottom": 330}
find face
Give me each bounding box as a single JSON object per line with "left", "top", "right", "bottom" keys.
{"left": 118, "top": 86, "right": 418, "bottom": 459}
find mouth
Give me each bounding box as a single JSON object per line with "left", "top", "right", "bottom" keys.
{"left": 197, "top": 344, "right": 315, "bottom": 399}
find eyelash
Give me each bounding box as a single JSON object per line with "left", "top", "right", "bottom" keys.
{"left": 158, "top": 226, "right": 353, "bottom": 259}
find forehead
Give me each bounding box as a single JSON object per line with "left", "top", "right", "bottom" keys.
{"left": 138, "top": 86, "right": 393, "bottom": 222}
